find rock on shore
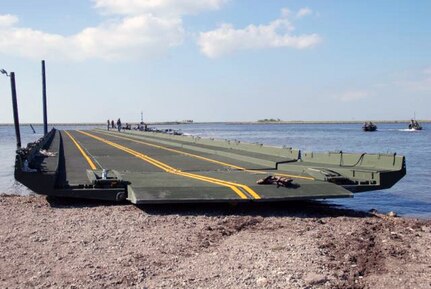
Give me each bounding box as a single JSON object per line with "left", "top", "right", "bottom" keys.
{"left": 1, "top": 195, "right": 430, "bottom": 289}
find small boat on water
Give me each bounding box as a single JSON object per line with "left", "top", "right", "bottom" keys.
{"left": 408, "top": 119, "right": 422, "bottom": 130}
{"left": 362, "top": 122, "right": 377, "bottom": 132}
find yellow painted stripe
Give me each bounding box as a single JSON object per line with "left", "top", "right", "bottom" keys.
{"left": 93, "top": 130, "right": 261, "bottom": 199}
{"left": 80, "top": 131, "right": 248, "bottom": 199}
{"left": 64, "top": 130, "right": 97, "bottom": 170}
{"left": 78, "top": 130, "right": 249, "bottom": 200}
{"left": 241, "top": 186, "right": 262, "bottom": 199}
{"left": 178, "top": 171, "right": 260, "bottom": 200}
{"left": 98, "top": 130, "right": 246, "bottom": 170}
{"left": 97, "top": 130, "right": 314, "bottom": 181}
{"left": 105, "top": 140, "right": 247, "bottom": 198}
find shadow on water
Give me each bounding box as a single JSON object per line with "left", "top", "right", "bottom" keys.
{"left": 46, "top": 196, "right": 372, "bottom": 218}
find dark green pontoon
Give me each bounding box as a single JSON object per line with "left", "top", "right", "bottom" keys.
{"left": 14, "top": 128, "right": 406, "bottom": 204}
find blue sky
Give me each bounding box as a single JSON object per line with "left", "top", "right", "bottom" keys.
{"left": 0, "top": 0, "right": 430, "bottom": 123}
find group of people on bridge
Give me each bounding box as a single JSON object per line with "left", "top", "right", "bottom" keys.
{"left": 107, "top": 119, "right": 135, "bottom": 132}
{"left": 107, "top": 119, "right": 122, "bottom": 132}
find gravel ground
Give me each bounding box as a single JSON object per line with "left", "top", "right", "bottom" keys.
{"left": 1, "top": 195, "right": 430, "bottom": 289}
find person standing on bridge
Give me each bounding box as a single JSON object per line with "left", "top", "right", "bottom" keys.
{"left": 107, "top": 119, "right": 110, "bottom": 130}
{"left": 117, "top": 118, "right": 122, "bottom": 132}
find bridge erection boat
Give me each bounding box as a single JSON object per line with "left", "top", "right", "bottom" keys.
{"left": 14, "top": 129, "right": 406, "bottom": 204}
{"left": 362, "top": 122, "right": 377, "bottom": 132}
{"left": 408, "top": 119, "right": 423, "bottom": 130}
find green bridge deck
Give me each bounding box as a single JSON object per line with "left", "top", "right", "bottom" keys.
{"left": 14, "top": 129, "right": 406, "bottom": 204}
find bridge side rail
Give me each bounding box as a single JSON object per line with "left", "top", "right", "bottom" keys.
{"left": 14, "top": 128, "right": 61, "bottom": 194}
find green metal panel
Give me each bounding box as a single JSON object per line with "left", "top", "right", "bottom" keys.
{"left": 14, "top": 128, "right": 406, "bottom": 204}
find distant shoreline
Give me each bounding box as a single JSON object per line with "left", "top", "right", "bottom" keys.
{"left": 0, "top": 120, "right": 430, "bottom": 126}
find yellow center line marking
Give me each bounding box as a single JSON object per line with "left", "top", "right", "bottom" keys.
{"left": 92, "top": 131, "right": 262, "bottom": 199}
{"left": 64, "top": 130, "right": 97, "bottom": 170}
{"left": 96, "top": 130, "right": 314, "bottom": 181}
{"left": 179, "top": 171, "right": 261, "bottom": 200}
{"left": 80, "top": 131, "right": 255, "bottom": 196}
{"left": 78, "top": 130, "right": 250, "bottom": 200}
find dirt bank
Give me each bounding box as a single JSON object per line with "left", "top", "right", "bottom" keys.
{"left": 1, "top": 195, "right": 430, "bottom": 289}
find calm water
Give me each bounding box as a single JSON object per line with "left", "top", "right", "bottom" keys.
{"left": 1, "top": 123, "right": 430, "bottom": 218}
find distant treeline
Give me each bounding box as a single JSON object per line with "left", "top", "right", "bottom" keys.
{"left": 257, "top": 118, "right": 282, "bottom": 122}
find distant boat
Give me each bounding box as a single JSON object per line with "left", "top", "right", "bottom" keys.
{"left": 408, "top": 119, "right": 422, "bottom": 130}
{"left": 362, "top": 122, "right": 377, "bottom": 132}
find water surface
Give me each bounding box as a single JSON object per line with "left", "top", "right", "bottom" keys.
{"left": 1, "top": 123, "right": 429, "bottom": 217}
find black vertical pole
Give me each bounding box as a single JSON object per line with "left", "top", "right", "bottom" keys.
{"left": 42, "top": 60, "right": 48, "bottom": 135}
{"left": 10, "top": 72, "right": 21, "bottom": 148}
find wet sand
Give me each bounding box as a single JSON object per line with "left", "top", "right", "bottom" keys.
{"left": 1, "top": 195, "right": 430, "bottom": 289}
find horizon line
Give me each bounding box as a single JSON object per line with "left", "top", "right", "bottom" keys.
{"left": 0, "top": 119, "right": 430, "bottom": 126}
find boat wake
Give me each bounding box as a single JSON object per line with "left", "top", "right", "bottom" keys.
{"left": 398, "top": 129, "right": 420, "bottom": 132}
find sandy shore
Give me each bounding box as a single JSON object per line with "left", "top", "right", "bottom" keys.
{"left": 1, "top": 195, "right": 430, "bottom": 289}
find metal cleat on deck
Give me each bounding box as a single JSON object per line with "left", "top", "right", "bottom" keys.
{"left": 86, "top": 169, "right": 130, "bottom": 189}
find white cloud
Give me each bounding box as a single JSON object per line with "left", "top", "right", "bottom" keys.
{"left": 198, "top": 8, "right": 321, "bottom": 58}
{"left": 93, "top": 0, "right": 227, "bottom": 16}
{"left": 0, "top": 14, "right": 184, "bottom": 61}
{"left": 0, "top": 14, "right": 18, "bottom": 27}
{"left": 336, "top": 90, "right": 369, "bottom": 102}
{"left": 0, "top": 0, "right": 228, "bottom": 61}
{"left": 72, "top": 16, "right": 184, "bottom": 60}
{"left": 296, "top": 8, "right": 312, "bottom": 18}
